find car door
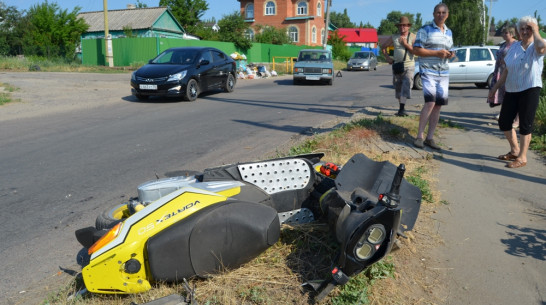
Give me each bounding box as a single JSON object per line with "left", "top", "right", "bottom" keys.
{"left": 465, "top": 48, "right": 495, "bottom": 82}
{"left": 448, "top": 48, "right": 468, "bottom": 82}
{"left": 197, "top": 50, "right": 214, "bottom": 90}
{"left": 210, "top": 50, "right": 230, "bottom": 88}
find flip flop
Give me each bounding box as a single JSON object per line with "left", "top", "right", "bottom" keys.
{"left": 507, "top": 159, "right": 527, "bottom": 168}
{"left": 498, "top": 152, "right": 517, "bottom": 161}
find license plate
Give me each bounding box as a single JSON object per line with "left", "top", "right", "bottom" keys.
{"left": 139, "top": 84, "right": 157, "bottom": 90}
{"left": 306, "top": 76, "right": 320, "bottom": 80}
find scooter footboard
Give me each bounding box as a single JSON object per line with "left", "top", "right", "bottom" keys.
{"left": 147, "top": 200, "right": 280, "bottom": 281}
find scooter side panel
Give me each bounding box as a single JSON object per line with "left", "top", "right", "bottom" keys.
{"left": 147, "top": 200, "right": 280, "bottom": 281}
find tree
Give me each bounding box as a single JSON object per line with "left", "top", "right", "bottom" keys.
{"left": 254, "top": 25, "right": 291, "bottom": 45}
{"left": 135, "top": 0, "right": 148, "bottom": 8}
{"left": 358, "top": 21, "right": 375, "bottom": 29}
{"left": 377, "top": 11, "right": 414, "bottom": 35}
{"left": 0, "top": 1, "right": 25, "bottom": 55}
{"left": 328, "top": 30, "right": 351, "bottom": 61}
{"left": 159, "top": 0, "right": 208, "bottom": 34}
{"left": 443, "top": 0, "right": 485, "bottom": 45}
{"left": 329, "top": 9, "right": 356, "bottom": 28}
{"left": 414, "top": 13, "right": 423, "bottom": 31}
{"left": 217, "top": 12, "right": 252, "bottom": 50}
{"left": 22, "top": 1, "right": 88, "bottom": 59}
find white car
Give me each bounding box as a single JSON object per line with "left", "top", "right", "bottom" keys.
{"left": 413, "top": 45, "right": 500, "bottom": 90}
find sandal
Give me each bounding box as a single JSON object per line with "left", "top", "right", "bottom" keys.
{"left": 507, "top": 159, "right": 527, "bottom": 168}
{"left": 497, "top": 152, "right": 518, "bottom": 161}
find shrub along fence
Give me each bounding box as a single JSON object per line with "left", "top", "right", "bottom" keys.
{"left": 81, "top": 37, "right": 321, "bottom": 67}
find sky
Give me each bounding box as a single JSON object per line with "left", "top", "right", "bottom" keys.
{"left": 4, "top": 0, "right": 546, "bottom": 29}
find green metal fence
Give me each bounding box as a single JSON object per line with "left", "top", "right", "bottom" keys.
{"left": 81, "top": 37, "right": 321, "bottom": 67}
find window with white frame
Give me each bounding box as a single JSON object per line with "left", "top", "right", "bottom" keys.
{"left": 265, "top": 1, "right": 276, "bottom": 15}
{"left": 245, "top": 3, "right": 254, "bottom": 19}
{"left": 289, "top": 26, "right": 299, "bottom": 42}
{"left": 317, "top": 2, "right": 322, "bottom": 16}
{"left": 297, "top": 1, "right": 308, "bottom": 15}
{"left": 245, "top": 28, "right": 254, "bottom": 41}
{"left": 312, "top": 27, "right": 317, "bottom": 43}
{"left": 321, "top": 28, "right": 325, "bottom": 44}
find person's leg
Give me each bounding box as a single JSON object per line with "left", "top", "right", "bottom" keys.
{"left": 511, "top": 87, "right": 540, "bottom": 165}
{"left": 517, "top": 133, "right": 531, "bottom": 163}
{"left": 425, "top": 75, "right": 448, "bottom": 142}
{"left": 504, "top": 128, "right": 520, "bottom": 156}
{"left": 416, "top": 73, "right": 436, "bottom": 140}
{"left": 426, "top": 104, "right": 442, "bottom": 140}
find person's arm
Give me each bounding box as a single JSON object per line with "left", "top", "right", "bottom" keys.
{"left": 400, "top": 33, "right": 414, "bottom": 55}
{"left": 488, "top": 68, "right": 508, "bottom": 99}
{"left": 413, "top": 46, "right": 452, "bottom": 59}
{"left": 380, "top": 36, "right": 394, "bottom": 64}
{"left": 531, "top": 22, "right": 546, "bottom": 55}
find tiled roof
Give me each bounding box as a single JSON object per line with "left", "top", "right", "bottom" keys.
{"left": 336, "top": 28, "right": 378, "bottom": 43}
{"left": 77, "top": 7, "right": 169, "bottom": 32}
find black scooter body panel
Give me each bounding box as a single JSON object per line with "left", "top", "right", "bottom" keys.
{"left": 147, "top": 200, "right": 280, "bottom": 281}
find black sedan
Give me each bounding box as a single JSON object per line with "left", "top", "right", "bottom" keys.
{"left": 131, "top": 47, "right": 237, "bottom": 101}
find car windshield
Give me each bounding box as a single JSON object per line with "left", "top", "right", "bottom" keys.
{"left": 298, "top": 51, "right": 331, "bottom": 61}
{"left": 352, "top": 52, "right": 370, "bottom": 59}
{"left": 152, "top": 49, "right": 199, "bottom": 64}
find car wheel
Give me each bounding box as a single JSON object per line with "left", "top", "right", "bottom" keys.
{"left": 183, "top": 79, "right": 199, "bottom": 101}
{"left": 136, "top": 94, "right": 149, "bottom": 101}
{"left": 328, "top": 78, "right": 333, "bottom": 86}
{"left": 486, "top": 73, "right": 494, "bottom": 89}
{"left": 293, "top": 79, "right": 300, "bottom": 85}
{"left": 413, "top": 74, "right": 423, "bottom": 90}
{"left": 224, "top": 73, "right": 235, "bottom": 92}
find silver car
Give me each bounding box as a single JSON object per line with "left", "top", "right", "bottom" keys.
{"left": 347, "top": 51, "right": 378, "bottom": 71}
{"left": 413, "top": 45, "right": 499, "bottom": 89}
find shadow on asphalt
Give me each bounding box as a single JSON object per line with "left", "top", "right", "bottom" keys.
{"left": 498, "top": 222, "right": 546, "bottom": 261}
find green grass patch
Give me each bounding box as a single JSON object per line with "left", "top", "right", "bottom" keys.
{"left": 406, "top": 166, "right": 434, "bottom": 203}
{"left": 0, "top": 83, "right": 19, "bottom": 106}
{"left": 0, "top": 55, "right": 133, "bottom": 73}
{"left": 439, "top": 118, "right": 464, "bottom": 129}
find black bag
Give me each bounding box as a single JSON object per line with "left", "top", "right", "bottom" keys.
{"left": 392, "top": 33, "right": 410, "bottom": 74}
{"left": 392, "top": 62, "right": 405, "bottom": 74}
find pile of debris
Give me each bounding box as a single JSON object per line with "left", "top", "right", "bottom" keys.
{"left": 230, "top": 52, "right": 277, "bottom": 80}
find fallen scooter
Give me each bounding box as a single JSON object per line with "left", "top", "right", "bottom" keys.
{"left": 75, "top": 153, "right": 422, "bottom": 299}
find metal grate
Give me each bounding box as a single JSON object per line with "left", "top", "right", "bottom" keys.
{"left": 304, "top": 67, "right": 322, "bottom": 74}
{"left": 278, "top": 208, "right": 315, "bottom": 225}
{"left": 238, "top": 158, "right": 311, "bottom": 194}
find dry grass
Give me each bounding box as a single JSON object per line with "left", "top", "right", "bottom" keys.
{"left": 45, "top": 113, "right": 447, "bottom": 305}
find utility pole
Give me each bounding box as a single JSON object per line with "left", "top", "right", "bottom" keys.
{"left": 323, "top": 0, "right": 331, "bottom": 49}
{"left": 103, "top": 0, "right": 114, "bottom": 67}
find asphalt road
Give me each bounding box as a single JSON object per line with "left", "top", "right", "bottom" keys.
{"left": 0, "top": 68, "right": 393, "bottom": 303}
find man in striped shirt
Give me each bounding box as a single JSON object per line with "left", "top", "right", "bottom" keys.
{"left": 412, "top": 3, "right": 454, "bottom": 150}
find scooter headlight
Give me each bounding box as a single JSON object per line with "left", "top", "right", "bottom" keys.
{"left": 354, "top": 224, "right": 386, "bottom": 261}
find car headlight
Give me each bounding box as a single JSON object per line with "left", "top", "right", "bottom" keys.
{"left": 131, "top": 72, "right": 136, "bottom": 81}
{"left": 168, "top": 71, "right": 187, "bottom": 82}
{"left": 294, "top": 67, "right": 303, "bottom": 73}
{"left": 322, "top": 68, "right": 332, "bottom": 74}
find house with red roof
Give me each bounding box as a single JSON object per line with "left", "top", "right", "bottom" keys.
{"left": 335, "top": 28, "right": 378, "bottom": 49}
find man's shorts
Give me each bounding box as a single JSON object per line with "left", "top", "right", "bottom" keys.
{"left": 421, "top": 73, "right": 449, "bottom": 105}
{"left": 393, "top": 66, "right": 414, "bottom": 99}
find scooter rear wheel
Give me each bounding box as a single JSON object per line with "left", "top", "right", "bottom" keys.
{"left": 96, "top": 203, "right": 129, "bottom": 230}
